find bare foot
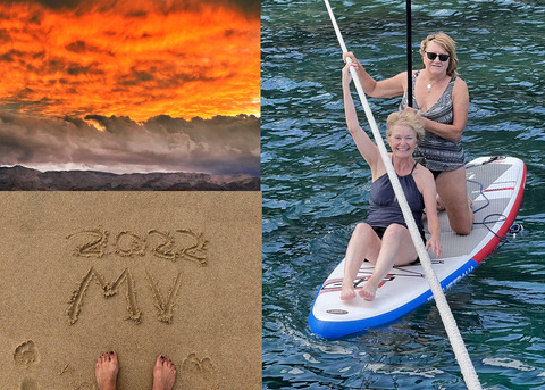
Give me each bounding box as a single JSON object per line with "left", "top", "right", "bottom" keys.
{"left": 358, "top": 281, "right": 377, "bottom": 301}
{"left": 95, "top": 351, "right": 119, "bottom": 390}
{"left": 340, "top": 282, "right": 356, "bottom": 300}
{"left": 152, "top": 355, "right": 177, "bottom": 390}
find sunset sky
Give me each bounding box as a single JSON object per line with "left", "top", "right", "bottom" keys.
{"left": 0, "top": 0, "right": 260, "bottom": 175}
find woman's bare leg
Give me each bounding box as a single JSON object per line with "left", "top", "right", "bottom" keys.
{"left": 360, "top": 224, "right": 419, "bottom": 300}
{"left": 436, "top": 167, "right": 474, "bottom": 235}
{"left": 341, "top": 223, "right": 381, "bottom": 300}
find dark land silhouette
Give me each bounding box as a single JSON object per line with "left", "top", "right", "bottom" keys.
{"left": 0, "top": 166, "right": 259, "bottom": 191}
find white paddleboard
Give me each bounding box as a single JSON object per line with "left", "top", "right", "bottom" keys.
{"left": 309, "top": 156, "right": 527, "bottom": 339}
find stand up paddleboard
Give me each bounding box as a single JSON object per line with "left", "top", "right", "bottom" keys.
{"left": 309, "top": 156, "right": 527, "bottom": 339}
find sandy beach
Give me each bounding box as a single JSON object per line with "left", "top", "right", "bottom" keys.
{"left": 0, "top": 192, "right": 261, "bottom": 390}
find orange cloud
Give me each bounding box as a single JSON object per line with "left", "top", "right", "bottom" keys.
{"left": 0, "top": 0, "right": 260, "bottom": 121}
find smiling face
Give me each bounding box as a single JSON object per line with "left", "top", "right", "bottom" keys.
{"left": 419, "top": 33, "right": 458, "bottom": 76}
{"left": 388, "top": 125, "right": 417, "bottom": 157}
{"left": 423, "top": 40, "right": 450, "bottom": 77}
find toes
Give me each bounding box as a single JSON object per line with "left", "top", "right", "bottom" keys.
{"left": 360, "top": 290, "right": 376, "bottom": 301}
{"left": 98, "top": 350, "right": 116, "bottom": 364}
{"left": 157, "top": 355, "right": 176, "bottom": 372}
{"left": 340, "top": 290, "right": 356, "bottom": 300}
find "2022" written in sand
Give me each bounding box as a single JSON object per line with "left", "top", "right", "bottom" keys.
{"left": 66, "top": 228, "right": 208, "bottom": 264}
{"left": 65, "top": 227, "right": 209, "bottom": 325}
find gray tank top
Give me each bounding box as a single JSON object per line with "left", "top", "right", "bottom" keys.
{"left": 400, "top": 71, "right": 465, "bottom": 172}
{"left": 367, "top": 162, "right": 424, "bottom": 231}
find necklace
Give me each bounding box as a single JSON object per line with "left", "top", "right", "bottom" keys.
{"left": 426, "top": 75, "right": 447, "bottom": 93}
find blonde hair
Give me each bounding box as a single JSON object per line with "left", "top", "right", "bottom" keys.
{"left": 386, "top": 110, "right": 425, "bottom": 145}
{"left": 419, "top": 32, "right": 459, "bottom": 76}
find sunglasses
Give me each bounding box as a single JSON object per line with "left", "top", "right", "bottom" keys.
{"left": 426, "top": 52, "right": 450, "bottom": 61}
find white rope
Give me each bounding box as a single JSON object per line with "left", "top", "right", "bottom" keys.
{"left": 323, "top": 1, "right": 482, "bottom": 389}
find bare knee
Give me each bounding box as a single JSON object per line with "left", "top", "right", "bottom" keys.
{"left": 445, "top": 202, "right": 473, "bottom": 235}
{"left": 348, "top": 223, "right": 376, "bottom": 249}
{"left": 383, "top": 223, "right": 407, "bottom": 238}
{"left": 451, "top": 218, "right": 473, "bottom": 235}
{"left": 352, "top": 223, "right": 374, "bottom": 239}
{"left": 347, "top": 223, "right": 380, "bottom": 263}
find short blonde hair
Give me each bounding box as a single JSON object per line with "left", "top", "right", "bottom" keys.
{"left": 419, "top": 32, "right": 459, "bottom": 76}
{"left": 386, "top": 110, "right": 425, "bottom": 145}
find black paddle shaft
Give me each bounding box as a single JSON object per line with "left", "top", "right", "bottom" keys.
{"left": 406, "top": 0, "right": 412, "bottom": 107}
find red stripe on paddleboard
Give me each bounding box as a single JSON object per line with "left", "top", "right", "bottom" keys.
{"left": 484, "top": 187, "right": 514, "bottom": 192}
{"left": 473, "top": 163, "right": 527, "bottom": 264}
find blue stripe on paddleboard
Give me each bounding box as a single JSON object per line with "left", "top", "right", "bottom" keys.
{"left": 308, "top": 258, "right": 479, "bottom": 339}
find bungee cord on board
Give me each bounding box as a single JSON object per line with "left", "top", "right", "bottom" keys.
{"left": 467, "top": 177, "right": 520, "bottom": 242}
{"left": 322, "top": 1, "right": 482, "bottom": 389}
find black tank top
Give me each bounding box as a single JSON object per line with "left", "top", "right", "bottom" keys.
{"left": 367, "top": 162, "right": 425, "bottom": 231}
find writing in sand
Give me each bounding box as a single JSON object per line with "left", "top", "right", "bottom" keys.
{"left": 65, "top": 227, "right": 208, "bottom": 325}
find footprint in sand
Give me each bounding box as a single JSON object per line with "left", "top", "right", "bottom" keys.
{"left": 14, "top": 340, "right": 40, "bottom": 366}
{"left": 180, "top": 353, "right": 219, "bottom": 390}
{"left": 20, "top": 377, "right": 39, "bottom": 390}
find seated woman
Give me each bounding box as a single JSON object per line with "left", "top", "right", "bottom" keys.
{"left": 340, "top": 62, "right": 443, "bottom": 301}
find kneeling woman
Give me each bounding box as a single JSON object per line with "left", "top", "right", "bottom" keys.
{"left": 340, "top": 62, "right": 443, "bottom": 301}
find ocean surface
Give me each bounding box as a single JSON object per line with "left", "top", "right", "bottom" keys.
{"left": 261, "top": 0, "right": 545, "bottom": 389}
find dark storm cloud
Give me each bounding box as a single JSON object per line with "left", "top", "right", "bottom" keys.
{"left": 0, "top": 28, "right": 11, "bottom": 44}
{"left": 66, "top": 62, "right": 104, "bottom": 76}
{"left": 0, "top": 49, "right": 26, "bottom": 61}
{"left": 0, "top": 46, "right": 104, "bottom": 78}
{"left": 214, "top": 0, "right": 259, "bottom": 17}
{"left": 65, "top": 40, "right": 115, "bottom": 56}
{"left": 113, "top": 63, "right": 221, "bottom": 89}
{"left": 0, "top": 112, "right": 259, "bottom": 175}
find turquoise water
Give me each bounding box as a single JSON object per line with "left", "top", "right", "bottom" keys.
{"left": 261, "top": 0, "right": 545, "bottom": 389}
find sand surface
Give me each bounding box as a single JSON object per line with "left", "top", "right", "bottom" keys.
{"left": 0, "top": 192, "right": 261, "bottom": 390}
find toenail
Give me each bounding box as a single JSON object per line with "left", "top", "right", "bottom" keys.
{"left": 109, "top": 351, "right": 115, "bottom": 355}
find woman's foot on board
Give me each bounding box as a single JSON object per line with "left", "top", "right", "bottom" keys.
{"left": 152, "top": 355, "right": 177, "bottom": 390}
{"left": 95, "top": 351, "right": 119, "bottom": 390}
{"left": 340, "top": 282, "right": 356, "bottom": 300}
{"left": 359, "top": 281, "right": 378, "bottom": 301}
